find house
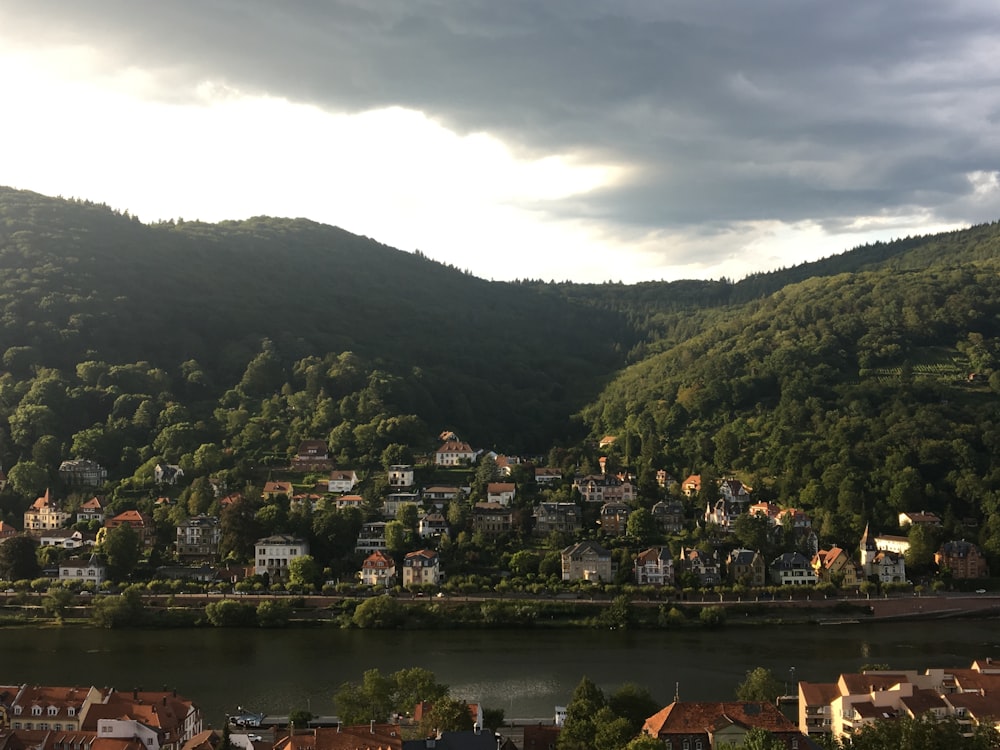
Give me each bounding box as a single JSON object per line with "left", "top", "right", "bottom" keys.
{"left": 105, "top": 510, "right": 156, "bottom": 550}
{"left": 572, "top": 474, "right": 635, "bottom": 504}
{"left": 642, "top": 700, "right": 804, "bottom": 749}
{"left": 681, "top": 474, "right": 702, "bottom": 497}
{"left": 494, "top": 455, "right": 519, "bottom": 477}
{"left": 770, "top": 552, "right": 817, "bottom": 586}
{"left": 798, "top": 661, "right": 1000, "bottom": 742}
{"left": 328, "top": 470, "right": 359, "bottom": 493}
{"left": 418, "top": 513, "right": 449, "bottom": 539}
{"left": 873, "top": 534, "right": 910, "bottom": 556}
{"left": 39, "top": 529, "right": 93, "bottom": 550}
{"left": 860, "top": 524, "right": 906, "bottom": 584}
{"left": 651, "top": 500, "right": 686, "bottom": 534}
{"left": 176, "top": 516, "right": 221, "bottom": 562}
{"left": 359, "top": 551, "right": 396, "bottom": 588}
{"left": 472, "top": 503, "right": 513, "bottom": 538}
{"left": 388, "top": 465, "right": 415, "bottom": 488}
{"left": 155, "top": 463, "right": 185, "bottom": 485}
{"left": 598, "top": 435, "right": 617, "bottom": 449}
{"left": 85, "top": 689, "right": 203, "bottom": 750}
{"left": 423, "top": 486, "right": 463, "bottom": 507}
{"left": 58, "top": 555, "right": 106, "bottom": 586}
{"left": 435, "top": 440, "right": 475, "bottom": 466}
{"left": 522, "top": 725, "right": 561, "bottom": 750}
{"left": 656, "top": 470, "right": 677, "bottom": 490}
{"left": 384, "top": 492, "right": 420, "bottom": 518}
{"left": 680, "top": 548, "right": 721, "bottom": 586}
{"left": 635, "top": 547, "right": 674, "bottom": 586}
{"left": 7, "top": 685, "right": 106, "bottom": 731}
{"left": 290, "top": 440, "right": 332, "bottom": 471}
{"left": 719, "top": 478, "right": 752, "bottom": 506}
{"left": 812, "top": 547, "right": 862, "bottom": 587}
{"left": 57, "top": 459, "right": 108, "bottom": 488}
{"left": 534, "top": 467, "right": 563, "bottom": 485}
{"left": 0, "top": 521, "right": 17, "bottom": 543}
{"left": 23, "top": 490, "right": 71, "bottom": 531}
{"left": 898, "top": 511, "right": 942, "bottom": 528}
{"left": 276, "top": 726, "right": 402, "bottom": 750}
{"left": 704, "top": 499, "right": 737, "bottom": 532}
{"left": 262, "top": 480, "right": 293, "bottom": 500}
{"left": 727, "top": 548, "right": 766, "bottom": 587}
{"left": 336, "top": 494, "right": 365, "bottom": 512}
{"left": 486, "top": 482, "right": 516, "bottom": 507}
{"left": 935, "top": 540, "right": 990, "bottom": 579}
{"left": 254, "top": 535, "right": 309, "bottom": 581}
{"left": 561, "top": 541, "right": 612, "bottom": 582}
{"left": 532, "top": 502, "right": 581, "bottom": 537}
{"left": 402, "top": 549, "right": 441, "bottom": 587}
{"left": 598, "top": 501, "right": 631, "bottom": 536}
{"left": 355, "top": 522, "right": 389, "bottom": 553}
{"left": 76, "top": 497, "right": 105, "bottom": 524}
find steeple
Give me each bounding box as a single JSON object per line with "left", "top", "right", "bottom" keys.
{"left": 860, "top": 522, "right": 877, "bottom": 573}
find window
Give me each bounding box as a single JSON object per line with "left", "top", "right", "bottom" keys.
{"left": 695, "top": 741, "right": 703, "bottom": 750}
{"left": 683, "top": 741, "right": 690, "bottom": 750}
{"left": 32, "top": 706, "right": 42, "bottom": 716}
{"left": 791, "top": 740, "right": 798, "bottom": 749}
{"left": 13, "top": 707, "right": 21, "bottom": 716}
{"left": 68, "top": 707, "right": 76, "bottom": 716}
{"left": 49, "top": 706, "right": 58, "bottom": 715}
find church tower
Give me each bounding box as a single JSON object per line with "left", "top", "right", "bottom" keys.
{"left": 860, "top": 522, "right": 878, "bottom": 576}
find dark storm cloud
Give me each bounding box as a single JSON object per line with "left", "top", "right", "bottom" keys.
{"left": 9, "top": 0, "right": 1000, "bottom": 243}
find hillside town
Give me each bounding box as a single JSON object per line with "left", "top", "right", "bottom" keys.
{"left": 0, "top": 430, "right": 990, "bottom": 599}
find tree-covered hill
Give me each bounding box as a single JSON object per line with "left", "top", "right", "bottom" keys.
{"left": 583, "top": 254, "right": 1000, "bottom": 550}
{"left": 0, "top": 187, "right": 638, "bottom": 451}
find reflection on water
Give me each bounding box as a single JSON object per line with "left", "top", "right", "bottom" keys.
{"left": 1, "top": 620, "right": 998, "bottom": 726}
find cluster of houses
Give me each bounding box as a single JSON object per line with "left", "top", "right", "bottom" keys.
{"left": 798, "top": 658, "right": 1000, "bottom": 743}
{"left": 0, "top": 685, "right": 203, "bottom": 750}
{"left": 0, "top": 432, "right": 992, "bottom": 592}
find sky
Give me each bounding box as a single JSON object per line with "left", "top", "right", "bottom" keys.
{"left": 3, "top": 1, "right": 1000, "bottom": 284}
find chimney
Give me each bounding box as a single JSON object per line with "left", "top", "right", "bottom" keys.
{"left": 370, "top": 720, "right": 374, "bottom": 734}
{"left": 474, "top": 724, "right": 481, "bottom": 736}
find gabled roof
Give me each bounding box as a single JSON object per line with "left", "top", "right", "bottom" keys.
{"left": 404, "top": 549, "right": 439, "bottom": 562}
{"left": 636, "top": 547, "right": 671, "bottom": 565}
{"left": 643, "top": 701, "right": 797, "bottom": 737}
{"left": 437, "top": 440, "right": 474, "bottom": 454}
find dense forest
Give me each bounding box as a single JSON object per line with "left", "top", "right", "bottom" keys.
{"left": 3, "top": 186, "right": 1000, "bottom": 565}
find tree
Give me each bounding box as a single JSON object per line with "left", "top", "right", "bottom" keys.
{"left": 205, "top": 599, "right": 257, "bottom": 627}
{"left": 352, "top": 595, "right": 404, "bottom": 629}
{"left": 509, "top": 550, "right": 541, "bottom": 576}
{"left": 6, "top": 461, "right": 49, "bottom": 499}
{"left": 91, "top": 585, "right": 145, "bottom": 628}
{"left": 256, "top": 599, "right": 292, "bottom": 628}
{"left": 288, "top": 555, "right": 320, "bottom": 590}
{"left": 735, "top": 667, "right": 783, "bottom": 703}
{"left": 842, "top": 714, "right": 1000, "bottom": 749}
{"left": 334, "top": 668, "right": 396, "bottom": 725}
{"left": 385, "top": 520, "right": 407, "bottom": 555}
{"left": 393, "top": 667, "right": 449, "bottom": 715}
{"left": 623, "top": 736, "right": 666, "bottom": 750}
{"left": 41, "top": 585, "right": 74, "bottom": 622}
{"left": 101, "top": 523, "right": 142, "bottom": 581}
{"left": 397, "top": 503, "right": 419, "bottom": 532}
{"left": 419, "top": 696, "right": 474, "bottom": 735}
{"left": 0, "top": 536, "right": 41, "bottom": 581}
{"left": 558, "top": 677, "right": 606, "bottom": 750}
{"left": 626, "top": 507, "right": 657, "bottom": 542}
{"left": 609, "top": 683, "right": 661, "bottom": 733}
{"left": 593, "top": 707, "right": 634, "bottom": 750}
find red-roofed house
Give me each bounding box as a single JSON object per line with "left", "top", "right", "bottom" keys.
{"left": 24, "top": 490, "right": 71, "bottom": 531}
{"left": 642, "top": 701, "right": 803, "bottom": 749}
{"left": 359, "top": 551, "right": 396, "bottom": 588}
{"left": 104, "top": 510, "right": 156, "bottom": 549}
{"left": 435, "top": 441, "right": 475, "bottom": 466}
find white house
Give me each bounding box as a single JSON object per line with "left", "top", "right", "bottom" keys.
{"left": 59, "top": 555, "right": 106, "bottom": 585}
{"left": 388, "top": 465, "right": 415, "bottom": 488}
{"left": 254, "top": 535, "right": 309, "bottom": 581}
{"left": 328, "top": 470, "right": 359, "bottom": 493}
{"left": 486, "top": 482, "right": 516, "bottom": 506}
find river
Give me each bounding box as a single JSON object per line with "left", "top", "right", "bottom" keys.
{"left": 3, "top": 620, "right": 998, "bottom": 727}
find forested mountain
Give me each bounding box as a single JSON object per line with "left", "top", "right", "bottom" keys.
{"left": 4, "top": 184, "right": 1000, "bottom": 562}
{"left": 0, "top": 187, "right": 637, "bottom": 454}
{"left": 583, "top": 245, "right": 1000, "bottom": 551}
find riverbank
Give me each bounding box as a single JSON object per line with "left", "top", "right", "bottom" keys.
{"left": 2, "top": 590, "right": 998, "bottom": 630}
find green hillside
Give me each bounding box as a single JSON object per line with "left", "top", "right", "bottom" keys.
{"left": 0, "top": 187, "right": 637, "bottom": 452}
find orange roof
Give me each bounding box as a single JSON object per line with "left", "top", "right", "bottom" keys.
{"left": 643, "top": 701, "right": 797, "bottom": 737}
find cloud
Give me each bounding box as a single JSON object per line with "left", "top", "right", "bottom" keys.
{"left": 3, "top": 0, "right": 1000, "bottom": 280}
